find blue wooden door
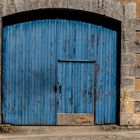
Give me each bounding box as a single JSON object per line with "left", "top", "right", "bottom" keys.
{"left": 2, "top": 20, "right": 57, "bottom": 125}
{"left": 2, "top": 19, "right": 117, "bottom": 125}
{"left": 57, "top": 61, "right": 95, "bottom": 114}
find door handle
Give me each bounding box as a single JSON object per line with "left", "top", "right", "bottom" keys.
{"left": 54, "top": 83, "right": 62, "bottom": 93}
{"left": 54, "top": 83, "right": 58, "bottom": 93}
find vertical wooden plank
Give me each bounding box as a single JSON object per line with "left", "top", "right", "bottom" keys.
{"left": 10, "top": 25, "right": 16, "bottom": 124}
{"left": 2, "top": 26, "right": 8, "bottom": 123}
{"left": 95, "top": 26, "right": 102, "bottom": 124}
{"left": 15, "top": 24, "right": 20, "bottom": 124}
{"left": 43, "top": 20, "right": 48, "bottom": 124}
{"left": 21, "top": 23, "right": 25, "bottom": 124}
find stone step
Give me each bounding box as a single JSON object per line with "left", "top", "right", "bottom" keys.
{"left": 0, "top": 126, "right": 140, "bottom": 140}
{"left": 0, "top": 135, "right": 140, "bottom": 140}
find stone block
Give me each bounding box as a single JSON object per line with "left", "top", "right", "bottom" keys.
{"left": 113, "top": 2, "right": 123, "bottom": 20}
{"left": 121, "top": 65, "right": 135, "bottom": 77}
{"left": 49, "top": 0, "right": 67, "bottom": 9}
{"left": 116, "top": 2, "right": 136, "bottom": 21}
{"left": 114, "top": 2, "right": 124, "bottom": 20}
{"left": 121, "top": 66, "right": 129, "bottom": 77}
{"left": 122, "top": 30, "right": 135, "bottom": 42}
{"left": 122, "top": 41, "right": 136, "bottom": 53}
{"left": 96, "top": 0, "right": 106, "bottom": 14}
{"left": 120, "top": 112, "right": 133, "bottom": 125}
{"left": 135, "top": 66, "right": 140, "bottom": 78}
{"left": 135, "top": 79, "right": 140, "bottom": 91}
{"left": 12, "top": 0, "right": 26, "bottom": 13}
{"left": 24, "top": 0, "right": 39, "bottom": 11}
{"left": 121, "top": 90, "right": 129, "bottom": 101}
{"left": 67, "top": 0, "right": 91, "bottom": 11}
{"left": 122, "top": 19, "right": 136, "bottom": 31}
{"left": 134, "top": 101, "right": 140, "bottom": 112}
{"left": 124, "top": 2, "right": 136, "bottom": 20}
{"left": 128, "top": 91, "right": 140, "bottom": 101}
{"left": 76, "top": 136, "right": 93, "bottom": 140}
{"left": 132, "top": 114, "right": 140, "bottom": 125}
{"left": 121, "top": 41, "right": 129, "bottom": 53}
{"left": 136, "top": 20, "right": 140, "bottom": 31}
{"left": 136, "top": 32, "right": 140, "bottom": 40}
{"left": 121, "top": 113, "right": 140, "bottom": 125}
{"left": 0, "top": 0, "right": 4, "bottom": 16}
{"left": 67, "top": 0, "right": 81, "bottom": 10}
{"left": 37, "top": 0, "right": 51, "bottom": 9}
{"left": 79, "top": 0, "right": 91, "bottom": 11}
{"left": 2, "top": 0, "right": 17, "bottom": 16}
{"left": 121, "top": 53, "right": 135, "bottom": 65}
{"left": 128, "top": 41, "right": 140, "bottom": 53}
{"left": 116, "top": 0, "right": 136, "bottom": 3}
{"left": 121, "top": 78, "right": 135, "bottom": 90}
{"left": 136, "top": 54, "right": 140, "bottom": 66}
{"left": 121, "top": 100, "right": 134, "bottom": 113}
{"left": 137, "top": 0, "right": 140, "bottom": 20}
{"left": 88, "top": 0, "right": 98, "bottom": 13}
{"left": 129, "top": 65, "right": 135, "bottom": 77}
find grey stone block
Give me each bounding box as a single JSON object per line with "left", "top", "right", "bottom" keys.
{"left": 122, "top": 19, "right": 136, "bottom": 33}
{"left": 0, "top": 0, "right": 4, "bottom": 17}
{"left": 136, "top": 20, "right": 140, "bottom": 31}
{"left": 128, "top": 91, "right": 140, "bottom": 101}
{"left": 120, "top": 65, "right": 135, "bottom": 78}
{"left": 2, "top": 0, "right": 18, "bottom": 16}
{"left": 135, "top": 66, "right": 140, "bottom": 78}
{"left": 121, "top": 65, "right": 136, "bottom": 78}
{"left": 121, "top": 66, "right": 129, "bottom": 77}
{"left": 123, "top": 3, "right": 136, "bottom": 20}
{"left": 121, "top": 78, "right": 135, "bottom": 90}
{"left": 129, "top": 65, "right": 135, "bottom": 77}
{"left": 129, "top": 41, "right": 140, "bottom": 53}
{"left": 120, "top": 112, "right": 134, "bottom": 125}
{"left": 49, "top": 0, "right": 67, "bottom": 9}
{"left": 121, "top": 53, "right": 135, "bottom": 66}
{"left": 122, "top": 30, "right": 135, "bottom": 42}
{"left": 88, "top": 0, "right": 98, "bottom": 13}
{"left": 134, "top": 101, "right": 140, "bottom": 112}
{"left": 122, "top": 41, "right": 135, "bottom": 53}
{"left": 12, "top": 0, "right": 26, "bottom": 13}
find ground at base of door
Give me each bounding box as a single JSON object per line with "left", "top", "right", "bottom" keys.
{"left": 0, "top": 125, "right": 140, "bottom": 140}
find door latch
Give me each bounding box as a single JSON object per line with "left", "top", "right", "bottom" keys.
{"left": 54, "top": 83, "right": 58, "bottom": 93}
{"left": 54, "top": 83, "right": 62, "bottom": 93}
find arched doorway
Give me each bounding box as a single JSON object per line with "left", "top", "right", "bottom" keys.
{"left": 2, "top": 9, "right": 120, "bottom": 125}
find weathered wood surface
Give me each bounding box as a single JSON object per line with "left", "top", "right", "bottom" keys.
{"left": 57, "top": 114, "right": 94, "bottom": 126}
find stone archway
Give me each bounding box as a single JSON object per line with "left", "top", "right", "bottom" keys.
{"left": 0, "top": 0, "right": 136, "bottom": 126}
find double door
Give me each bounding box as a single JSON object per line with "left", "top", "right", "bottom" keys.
{"left": 2, "top": 19, "right": 117, "bottom": 125}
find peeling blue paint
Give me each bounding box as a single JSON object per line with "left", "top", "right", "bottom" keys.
{"left": 2, "top": 19, "right": 117, "bottom": 125}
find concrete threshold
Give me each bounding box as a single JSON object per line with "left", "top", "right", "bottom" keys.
{"left": 0, "top": 125, "right": 140, "bottom": 140}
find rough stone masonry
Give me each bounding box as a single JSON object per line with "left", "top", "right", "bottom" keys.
{"left": 0, "top": 0, "right": 139, "bottom": 126}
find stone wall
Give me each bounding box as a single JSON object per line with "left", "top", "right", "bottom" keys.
{"left": 0, "top": 0, "right": 138, "bottom": 126}
{"left": 120, "top": 0, "right": 140, "bottom": 125}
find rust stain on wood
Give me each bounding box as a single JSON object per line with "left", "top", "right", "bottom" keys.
{"left": 57, "top": 113, "right": 94, "bottom": 126}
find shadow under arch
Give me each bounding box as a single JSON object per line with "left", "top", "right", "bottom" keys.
{"left": 2, "top": 8, "right": 121, "bottom": 30}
